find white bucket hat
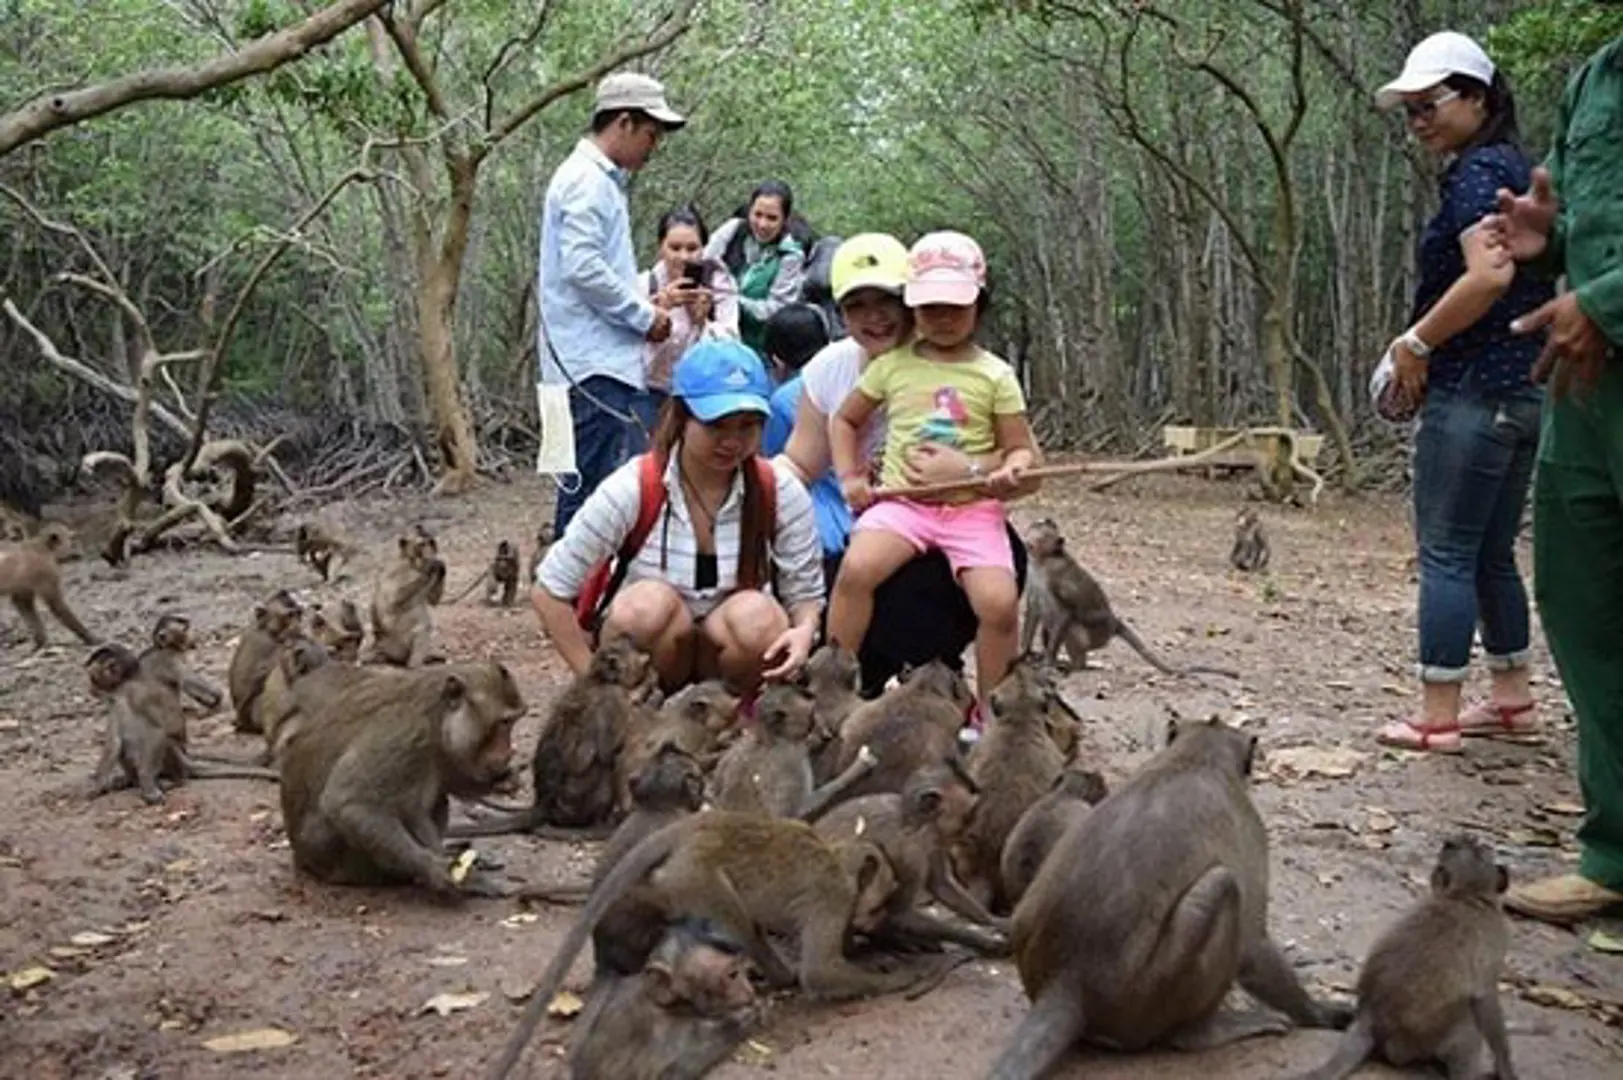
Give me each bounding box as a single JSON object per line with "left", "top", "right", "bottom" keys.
{"left": 1376, "top": 32, "right": 1495, "bottom": 109}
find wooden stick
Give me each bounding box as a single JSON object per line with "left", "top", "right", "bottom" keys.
{"left": 872, "top": 462, "right": 1120, "bottom": 502}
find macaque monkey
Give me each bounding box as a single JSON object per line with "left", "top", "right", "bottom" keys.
{"left": 368, "top": 530, "right": 446, "bottom": 666}
{"left": 0, "top": 523, "right": 98, "bottom": 649}
{"left": 294, "top": 522, "right": 355, "bottom": 582}
{"left": 1229, "top": 507, "right": 1271, "bottom": 572}
{"left": 138, "top": 613, "right": 224, "bottom": 714}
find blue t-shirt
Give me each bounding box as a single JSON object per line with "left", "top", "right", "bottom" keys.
{"left": 1411, "top": 141, "right": 1554, "bottom": 397}
{"left": 763, "top": 376, "right": 853, "bottom": 557}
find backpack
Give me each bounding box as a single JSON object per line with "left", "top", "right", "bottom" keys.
{"left": 574, "top": 451, "right": 780, "bottom": 631}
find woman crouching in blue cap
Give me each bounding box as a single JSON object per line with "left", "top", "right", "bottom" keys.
{"left": 533, "top": 339, "right": 825, "bottom": 694}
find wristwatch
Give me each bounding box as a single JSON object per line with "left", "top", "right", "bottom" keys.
{"left": 1400, "top": 329, "right": 1433, "bottom": 359}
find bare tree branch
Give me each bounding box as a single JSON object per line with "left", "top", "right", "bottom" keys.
{"left": 0, "top": 0, "right": 390, "bottom": 158}
{"left": 484, "top": 0, "right": 702, "bottom": 154}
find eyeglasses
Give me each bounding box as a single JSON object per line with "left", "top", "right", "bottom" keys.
{"left": 1403, "top": 89, "right": 1460, "bottom": 121}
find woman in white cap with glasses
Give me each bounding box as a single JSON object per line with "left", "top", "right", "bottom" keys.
{"left": 1372, "top": 32, "right": 1555, "bottom": 752}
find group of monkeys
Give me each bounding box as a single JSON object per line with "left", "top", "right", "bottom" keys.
{"left": 0, "top": 506, "right": 1525, "bottom": 1080}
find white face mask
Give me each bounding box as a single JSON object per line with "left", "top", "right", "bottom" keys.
{"left": 535, "top": 383, "right": 581, "bottom": 492}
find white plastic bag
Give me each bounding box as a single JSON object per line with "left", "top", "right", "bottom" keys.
{"left": 535, "top": 383, "right": 578, "bottom": 476}
{"left": 1369, "top": 347, "right": 1419, "bottom": 425}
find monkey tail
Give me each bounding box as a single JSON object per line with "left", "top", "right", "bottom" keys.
{"left": 984, "top": 987, "right": 1086, "bottom": 1080}
{"left": 447, "top": 569, "right": 491, "bottom": 605}
{"left": 180, "top": 752, "right": 280, "bottom": 782}
{"left": 486, "top": 818, "right": 687, "bottom": 1080}
{"left": 1291, "top": 1012, "right": 1373, "bottom": 1080}
{"left": 1112, "top": 619, "right": 1238, "bottom": 679}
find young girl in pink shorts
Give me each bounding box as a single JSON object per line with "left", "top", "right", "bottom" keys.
{"left": 827, "top": 231, "right": 1039, "bottom": 726}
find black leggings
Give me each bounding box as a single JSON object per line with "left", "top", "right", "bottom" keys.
{"left": 822, "top": 524, "right": 1029, "bottom": 698}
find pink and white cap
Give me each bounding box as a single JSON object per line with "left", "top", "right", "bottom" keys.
{"left": 905, "top": 230, "right": 986, "bottom": 307}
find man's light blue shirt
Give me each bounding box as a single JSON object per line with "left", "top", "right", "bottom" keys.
{"left": 537, "top": 138, "right": 655, "bottom": 390}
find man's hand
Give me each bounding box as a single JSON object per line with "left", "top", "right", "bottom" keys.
{"left": 1461, "top": 222, "right": 1513, "bottom": 284}
{"left": 1391, "top": 338, "right": 1428, "bottom": 408}
{"left": 646, "top": 307, "right": 673, "bottom": 343}
{"left": 761, "top": 622, "right": 816, "bottom": 682}
{"left": 1515, "top": 292, "right": 1610, "bottom": 399}
{"left": 1486, "top": 167, "right": 1559, "bottom": 263}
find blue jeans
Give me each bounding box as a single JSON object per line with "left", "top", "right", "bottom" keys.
{"left": 1411, "top": 382, "right": 1541, "bottom": 681}
{"left": 552, "top": 376, "right": 661, "bottom": 534}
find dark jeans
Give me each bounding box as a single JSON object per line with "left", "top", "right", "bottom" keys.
{"left": 1412, "top": 382, "right": 1541, "bottom": 680}
{"left": 823, "top": 524, "right": 1029, "bottom": 698}
{"left": 553, "top": 376, "right": 661, "bottom": 535}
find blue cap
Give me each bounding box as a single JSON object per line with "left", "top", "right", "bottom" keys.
{"left": 671, "top": 340, "right": 773, "bottom": 422}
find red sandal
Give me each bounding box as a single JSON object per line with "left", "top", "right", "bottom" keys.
{"left": 1376, "top": 718, "right": 1464, "bottom": 754}
{"left": 1458, "top": 700, "right": 1539, "bottom": 738}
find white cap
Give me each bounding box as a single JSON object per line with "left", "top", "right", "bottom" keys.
{"left": 1376, "top": 32, "right": 1495, "bottom": 109}
{"left": 593, "top": 72, "right": 685, "bottom": 129}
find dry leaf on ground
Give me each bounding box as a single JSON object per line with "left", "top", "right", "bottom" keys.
{"left": 420, "top": 990, "right": 488, "bottom": 1017}
{"left": 1265, "top": 746, "right": 1367, "bottom": 781}
{"left": 546, "top": 990, "right": 583, "bottom": 1018}
{"left": 202, "top": 1027, "right": 298, "bottom": 1053}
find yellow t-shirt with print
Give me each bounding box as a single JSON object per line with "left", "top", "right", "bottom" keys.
{"left": 855, "top": 343, "right": 1027, "bottom": 490}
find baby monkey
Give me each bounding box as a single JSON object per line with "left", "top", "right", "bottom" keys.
{"left": 1294, "top": 834, "right": 1519, "bottom": 1080}
{"left": 1229, "top": 507, "right": 1270, "bottom": 572}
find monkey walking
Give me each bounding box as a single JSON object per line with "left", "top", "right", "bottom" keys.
{"left": 1230, "top": 507, "right": 1271, "bottom": 573}
{"left": 87, "top": 644, "right": 278, "bottom": 804}
{"left": 1023, "top": 518, "right": 1239, "bottom": 679}
{"left": 1293, "top": 835, "right": 1521, "bottom": 1080}
{"left": 985, "top": 718, "right": 1350, "bottom": 1079}
{"left": 0, "top": 523, "right": 98, "bottom": 650}
{"left": 565, "top": 917, "right": 764, "bottom": 1080}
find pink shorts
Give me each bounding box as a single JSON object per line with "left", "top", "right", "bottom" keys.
{"left": 854, "top": 497, "right": 1014, "bottom": 576}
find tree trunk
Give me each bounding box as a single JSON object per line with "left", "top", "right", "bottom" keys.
{"left": 416, "top": 159, "right": 480, "bottom": 495}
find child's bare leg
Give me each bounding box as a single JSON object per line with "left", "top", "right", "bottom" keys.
{"left": 960, "top": 567, "right": 1020, "bottom": 713}
{"left": 827, "top": 530, "right": 920, "bottom": 656}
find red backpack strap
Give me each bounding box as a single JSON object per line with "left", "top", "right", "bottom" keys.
{"left": 573, "top": 452, "right": 668, "bottom": 629}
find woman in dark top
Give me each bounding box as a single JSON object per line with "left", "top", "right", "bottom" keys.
{"left": 1373, "top": 32, "right": 1556, "bottom": 752}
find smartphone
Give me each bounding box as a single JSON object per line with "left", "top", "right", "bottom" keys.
{"left": 681, "top": 259, "right": 706, "bottom": 286}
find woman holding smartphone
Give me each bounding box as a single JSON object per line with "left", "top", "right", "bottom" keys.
{"left": 642, "top": 207, "right": 741, "bottom": 419}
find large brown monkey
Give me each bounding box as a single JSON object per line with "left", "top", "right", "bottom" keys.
{"left": 278, "top": 661, "right": 523, "bottom": 898}
{"left": 985, "top": 718, "right": 1349, "bottom": 1079}
{"left": 0, "top": 523, "right": 98, "bottom": 649}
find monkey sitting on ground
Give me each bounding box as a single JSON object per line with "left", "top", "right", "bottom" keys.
{"left": 833, "top": 659, "right": 972, "bottom": 798}
{"left": 999, "top": 766, "right": 1109, "bottom": 909}
{"left": 487, "top": 812, "right": 919, "bottom": 1080}
{"left": 984, "top": 718, "right": 1349, "bottom": 1080}
{"left": 565, "top": 917, "right": 765, "bottom": 1080}
{"left": 279, "top": 660, "right": 522, "bottom": 898}
{"left": 448, "top": 540, "right": 522, "bottom": 607}
{"left": 138, "top": 614, "right": 224, "bottom": 715}
{"left": 956, "top": 661, "right": 1069, "bottom": 914}
{"left": 294, "top": 522, "right": 356, "bottom": 582}
{"left": 0, "top": 523, "right": 98, "bottom": 650}
{"left": 815, "top": 761, "right": 1009, "bottom": 954}
{"left": 708, "top": 682, "right": 877, "bottom": 821}
{"left": 447, "top": 636, "right": 656, "bottom": 838}
{"left": 1022, "top": 517, "right": 1239, "bottom": 678}
{"left": 87, "top": 644, "right": 278, "bottom": 804}
{"left": 227, "top": 589, "right": 304, "bottom": 734}
{"left": 1230, "top": 506, "right": 1271, "bottom": 573}
{"left": 802, "top": 643, "right": 862, "bottom": 783}
{"left": 367, "top": 529, "right": 446, "bottom": 666}
{"left": 309, "top": 599, "right": 364, "bottom": 661}
{"left": 1293, "top": 834, "right": 1520, "bottom": 1080}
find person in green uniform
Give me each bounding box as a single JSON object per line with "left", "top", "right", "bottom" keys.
{"left": 706, "top": 180, "right": 806, "bottom": 356}
{"left": 1488, "top": 30, "right": 1623, "bottom": 923}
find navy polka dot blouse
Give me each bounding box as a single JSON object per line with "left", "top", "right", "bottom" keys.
{"left": 1411, "top": 141, "right": 1555, "bottom": 396}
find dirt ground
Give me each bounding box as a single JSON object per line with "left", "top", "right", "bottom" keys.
{"left": 2, "top": 471, "right": 1620, "bottom": 1080}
